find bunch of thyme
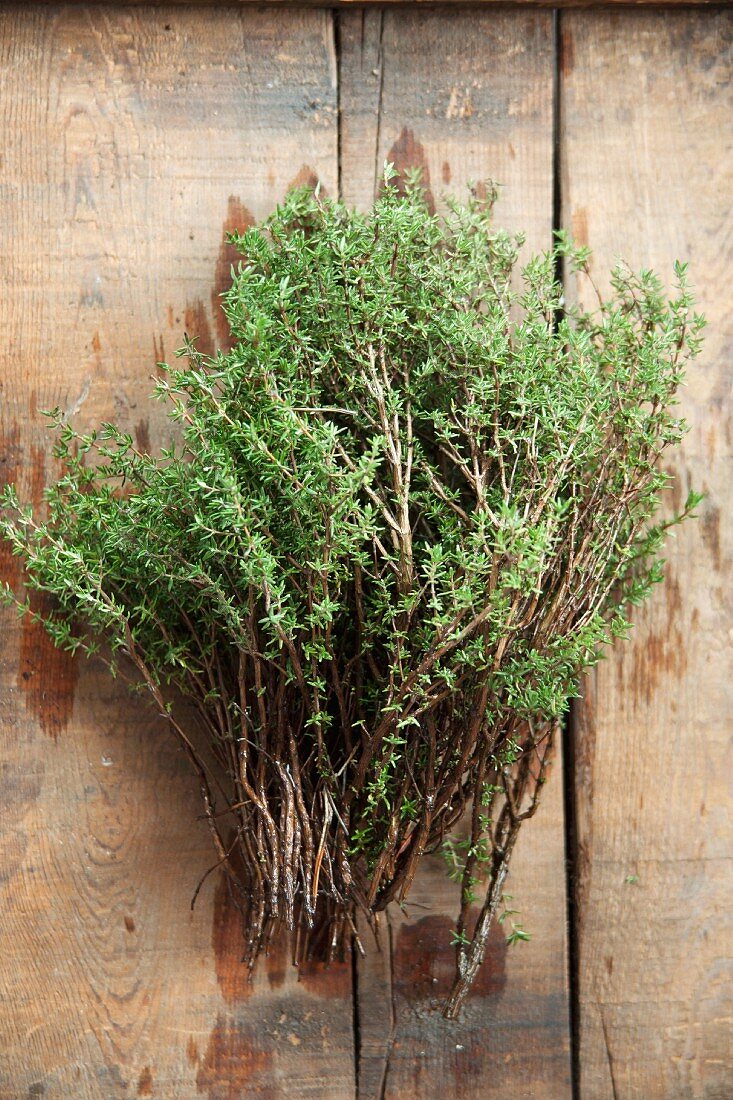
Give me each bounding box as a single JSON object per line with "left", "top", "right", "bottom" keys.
{"left": 0, "top": 171, "right": 703, "bottom": 1016}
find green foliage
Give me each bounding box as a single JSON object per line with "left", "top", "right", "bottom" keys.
{"left": 497, "top": 893, "right": 531, "bottom": 946}
{"left": 0, "top": 170, "right": 703, "bottom": 1006}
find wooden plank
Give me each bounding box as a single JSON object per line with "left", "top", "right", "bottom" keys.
{"left": 339, "top": 11, "right": 572, "bottom": 1098}
{"left": 561, "top": 10, "right": 733, "bottom": 1098}
{"left": 0, "top": 6, "right": 355, "bottom": 1098}
{"left": 45, "top": 1, "right": 725, "bottom": 9}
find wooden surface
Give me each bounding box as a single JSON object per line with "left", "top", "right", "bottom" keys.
{"left": 339, "top": 10, "right": 571, "bottom": 1098}
{"left": 561, "top": 9, "right": 733, "bottom": 1099}
{"left": 0, "top": 4, "right": 731, "bottom": 1099}
{"left": 72, "top": 1, "right": 725, "bottom": 9}
{"left": 0, "top": 6, "right": 353, "bottom": 1098}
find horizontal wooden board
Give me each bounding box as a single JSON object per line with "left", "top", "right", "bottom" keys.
{"left": 63, "top": 1, "right": 725, "bottom": 8}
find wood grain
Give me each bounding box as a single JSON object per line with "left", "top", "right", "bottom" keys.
{"left": 339, "top": 11, "right": 572, "bottom": 1097}
{"left": 561, "top": 10, "right": 733, "bottom": 1098}
{"left": 0, "top": 6, "right": 353, "bottom": 1098}
{"left": 62, "top": 1, "right": 726, "bottom": 9}
{"left": 4, "top": 5, "right": 729, "bottom": 1097}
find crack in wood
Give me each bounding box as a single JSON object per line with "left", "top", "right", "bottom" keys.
{"left": 600, "top": 1009, "right": 620, "bottom": 1100}
{"left": 378, "top": 916, "right": 396, "bottom": 1100}
{"left": 372, "top": 12, "right": 385, "bottom": 203}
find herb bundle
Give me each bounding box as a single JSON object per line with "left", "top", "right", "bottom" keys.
{"left": 0, "top": 173, "right": 702, "bottom": 1016}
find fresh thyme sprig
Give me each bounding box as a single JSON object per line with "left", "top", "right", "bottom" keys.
{"left": 0, "top": 167, "right": 704, "bottom": 1016}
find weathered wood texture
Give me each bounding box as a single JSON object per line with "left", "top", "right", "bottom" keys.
{"left": 339, "top": 11, "right": 572, "bottom": 1098}
{"left": 0, "top": 6, "right": 354, "bottom": 1098}
{"left": 2, "top": 4, "right": 732, "bottom": 1099}
{"left": 76, "top": 1, "right": 725, "bottom": 8}
{"left": 561, "top": 10, "right": 733, "bottom": 1099}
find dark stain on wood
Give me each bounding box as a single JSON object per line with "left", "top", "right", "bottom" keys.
{"left": 8, "top": 441, "right": 79, "bottom": 738}
{"left": 134, "top": 419, "right": 151, "bottom": 455}
{"left": 288, "top": 164, "right": 321, "bottom": 193}
{"left": 628, "top": 574, "right": 687, "bottom": 706}
{"left": 211, "top": 873, "right": 253, "bottom": 1004}
{"left": 136, "top": 1065, "right": 153, "bottom": 1097}
{"left": 393, "top": 913, "right": 507, "bottom": 1005}
{"left": 700, "top": 504, "right": 721, "bottom": 571}
{"left": 78, "top": 281, "right": 104, "bottom": 310}
{"left": 670, "top": 14, "right": 733, "bottom": 98}
{"left": 264, "top": 936, "right": 288, "bottom": 991}
{"left": 153, "top": 334, "right": 166, "bottom": 374}
{"left": 571, "top": 207, "right": 589, "bottom": 249}
{"left": 298, "top": 949, "right": 352, "bottom": 999}
{"left": 19, "top": 591, "right": 79, "bottom": 741}
{"left": 212, "top": 197, "right": 254, "bottom": 349}
{"left": 197, "top": 1016, "right": 275, "bottom": 1100}
{"left": 184, "top": 299, "right": 215, "bottom": 360}
{"left": 560, "top": 24, "right": 575, "bottom": 77}
{"left": 385, "top": 127, "right": 435, "bottom": 214}
{"left": 187, "top": 1036, "right": 200, "bottom": 1067}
